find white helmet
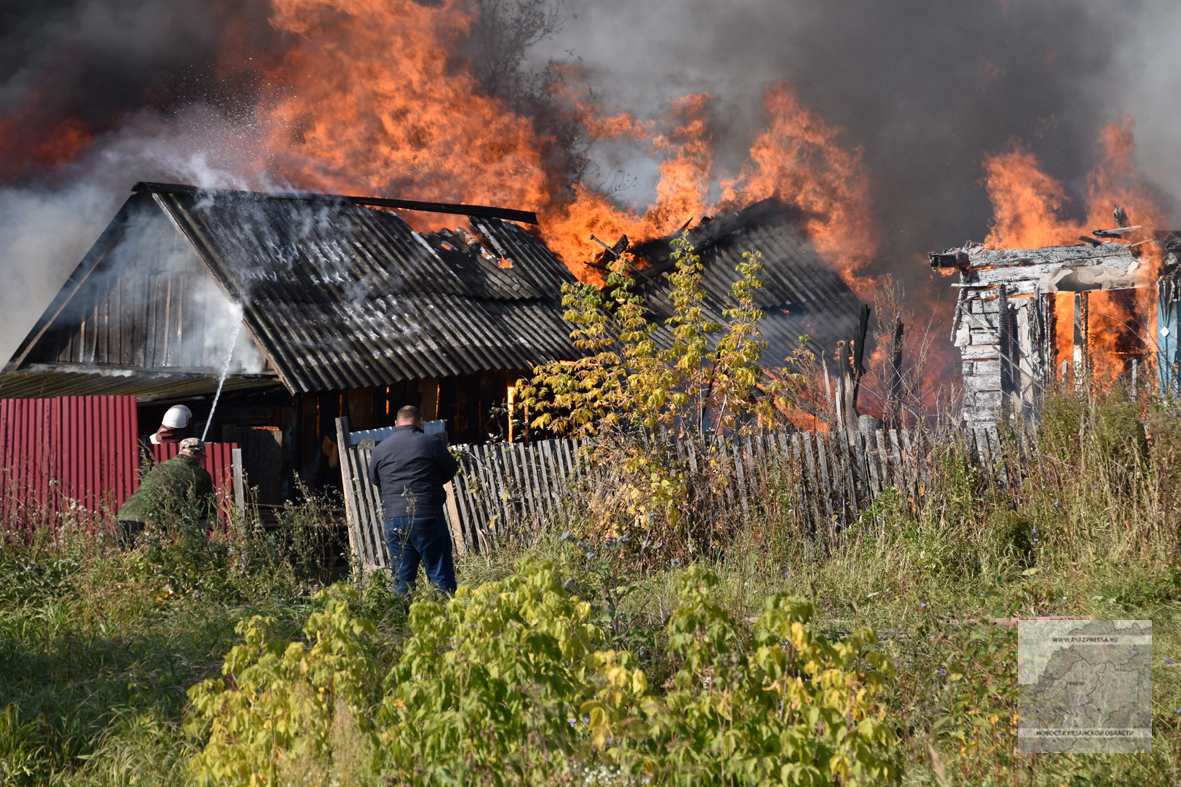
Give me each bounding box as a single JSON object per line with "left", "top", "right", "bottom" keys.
{"left": 162, "top": 405, "right": 192, "bottom": 429}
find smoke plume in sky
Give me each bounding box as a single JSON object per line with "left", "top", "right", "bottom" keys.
{"left": 1, "top": 0, "right": 1178, "bottom": 366}
{"left": 529, "top": 0, "right": 1179, "bottom": 273}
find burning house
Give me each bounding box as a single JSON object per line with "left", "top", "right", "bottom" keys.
{"left": 931, "top": 216, "right": 1181, "bottom": 425}
{"left": 3, "top": 182, "right": 863, "bottom": 503}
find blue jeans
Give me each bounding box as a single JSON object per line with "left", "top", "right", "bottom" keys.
{"left": 384, "top": 515, "right": 457, "bottom": 596}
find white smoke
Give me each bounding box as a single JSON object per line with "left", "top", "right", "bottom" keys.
{"left": 189, "top": 277, "right": 265, "bottom": 375}
{"left": 0, "top": 103, "right": 282, "bottom": 367}
{"left": 0, "top": 182, "right": 117, "bottom": 365}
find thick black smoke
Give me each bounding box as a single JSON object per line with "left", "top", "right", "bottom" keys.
{"left": 530, "top": 0, "right": 1179, "bottom": 304}
{"left": 2, "top": 0, "right": 1179, "bottom": 365}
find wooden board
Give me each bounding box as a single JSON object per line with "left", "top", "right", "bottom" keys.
{"left": 334, "top": 421, "right": 1030, "bottom": 567}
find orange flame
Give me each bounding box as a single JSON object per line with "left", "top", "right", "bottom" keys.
{"left": 721, "top": 83, "right": 877, "bottom": 296}
{"left": 983, "top": 122, "right": 1168, "bottom": 383}
{"left": 984, "top": 121, "right": 1165, "bottom": 251}
{"left": 248, "top": 0, "right": 555, "bottom": 211}
{"left": 0, "top": 0, "right": 876, "bottom": 296}
{"left": 538, "top": 92, "right": 715, "bottom": 276}
{"left": 982, "top": 144, "right": 1075, "bottom": 249}
{"left": 543, "top": 82, "right": 875, "bottom": 291}
{"left": 233, "top": 4, "right": 874, "bottom": 287}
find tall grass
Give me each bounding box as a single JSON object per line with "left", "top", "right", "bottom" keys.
{"left": 0, "top": 486, "right": 346, "bottom": 786}
{"left": 0, "top": 386, "right": 1178, "bottom": 784}
{"left": 467, "top": 382, "right": 1181, "bottom": 785}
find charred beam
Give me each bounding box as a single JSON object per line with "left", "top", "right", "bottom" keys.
{"left": 887, "top": 314, "right": 904, "bottom": 429}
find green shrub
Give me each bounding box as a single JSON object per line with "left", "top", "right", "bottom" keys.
{"left": 186, "top": 560, "right": 899, "bottom": 786}
{"left": 586, "top": 565, "right": 900, "bottom": 786}
{"left": 185, "top": 586, "right": 378, "bottom": 786}
{"left": 377, "top": 558, "right": 601, "bottom": 785}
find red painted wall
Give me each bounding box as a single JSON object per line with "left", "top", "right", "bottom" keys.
{"left": 0, "top": 395, "right": 140, "bottom": 528}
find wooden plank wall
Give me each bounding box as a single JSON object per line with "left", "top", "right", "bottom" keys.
{"left": 336, "top": 418, "right": 1009, "bottom": 570}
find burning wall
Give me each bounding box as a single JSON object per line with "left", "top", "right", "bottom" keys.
{"left": 931, "top": 232, "right": 1181, "bottom": 424}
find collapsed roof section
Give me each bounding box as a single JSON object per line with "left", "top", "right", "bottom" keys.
{"left": 931, "top": 230, "right": 1181, "bottom": 424}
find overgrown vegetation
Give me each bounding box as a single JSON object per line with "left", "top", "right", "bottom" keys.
{"left": 519, "top": 235, "right": 812, "bottom": 562}
{"left": 0, "top": 487, "right": 345, "bottom": 785}
{"left": 2, "top": 239, "right": 1180, "bottom": 783}
{"left": 1, "top": 384, "right": 1180, "bottom": 784}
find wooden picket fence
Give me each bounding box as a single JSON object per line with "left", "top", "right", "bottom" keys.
{"left": 336, "top": 416, "right": 1008, "bottom": 571}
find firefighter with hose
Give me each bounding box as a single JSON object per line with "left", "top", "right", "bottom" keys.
{"left": 150, "top": 404, "right": 193, "bottom": 444}
{"left": 116, "top": 437, "right": 215, "bottom": 546}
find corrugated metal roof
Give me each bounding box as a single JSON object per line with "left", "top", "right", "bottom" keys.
{"left": 634, "top": 199, "right": 864, "bottom": 364}
{"left": 7, "top": 184, "right": 582, "bottom": 395}
{"left": 0, "top": 368, "right": 282, "bottom": 400}
{"left": 149, "top": 184, "right": 582, "bottom": 392}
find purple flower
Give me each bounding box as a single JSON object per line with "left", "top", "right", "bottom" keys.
{"left": 920, "top": 603, "right": 927, "bottom": 609}
{"left": 939, "top": 668, "right": 946, "bottom": 675}
{"left": 1054, "top": 501, "right": 1060, "bottom": 508}
{"left": 1034, "top": 538, "right": 1039, "bottom": 543}
{"left": 1165, "top": 658, "right": 1175, "bottom": 665}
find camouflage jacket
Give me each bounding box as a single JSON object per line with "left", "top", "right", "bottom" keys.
{"left": 117, "top": 455, "right": 215, "bottom": 523}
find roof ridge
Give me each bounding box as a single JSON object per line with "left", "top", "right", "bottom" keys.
{"left": 132, "top": 182, "right": 538, "bottom": 225}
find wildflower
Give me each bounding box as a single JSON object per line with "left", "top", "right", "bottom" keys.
{"left": 1166, "top": 658, "right": 1175, "bottom": 665}
{"left": 1034, "top": 538, "right": 1039, "bottom": 543}
{"left": 560, "top": 530, "right": 573, "bottom": 542}
{"left": 618, "top": 535, "right": 630, "bottom": 544}
{"left": 1054, "top": 501, "right": 1060, "bottom": 507}
{"left": 939, "top": 668, "right": 946, "bottom": 675}
{"left": 920, "top": 603, "right": 927, "bottom": 609}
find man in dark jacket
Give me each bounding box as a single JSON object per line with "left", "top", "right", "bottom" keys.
{"left": 369, "top": 405, "right": 460, "bottom": 594}
{"left": 116, "top": 437, "right": 215, "bottom": 546}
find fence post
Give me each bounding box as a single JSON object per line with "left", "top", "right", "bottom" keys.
{"left": 334, "top": 416, "right": 364, "bottom": 577}
{"left": 231, "top": 447, "right": 246, "bottom": 518}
